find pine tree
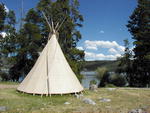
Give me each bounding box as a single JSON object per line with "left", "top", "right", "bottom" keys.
{"left": 9, "top": 9, "right": 42, "bottom": 81}
{"left": 0, "top": 3, "right": 6, "bottom": 31}
{"left": 0, "top": 3, "right": 17, "bottom": 81}
{"left": 116, "top": 39, "right": 133, "bottom": 86}
{"left": 127, "top": 0, "right": 150, "bottom": 87}
{"left": 0, "top": 3, "right": 7, "bottom": 80}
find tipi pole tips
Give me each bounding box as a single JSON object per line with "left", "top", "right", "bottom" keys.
{"left": 42, "top": 11, "right": 52, "bottom": 32}
{"left": 56, "top": 17, "right": 66, "bottom": 32}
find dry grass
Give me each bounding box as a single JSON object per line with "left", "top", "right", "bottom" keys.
{"left": 0, "top": 82, "right": 150, "bottom": 113}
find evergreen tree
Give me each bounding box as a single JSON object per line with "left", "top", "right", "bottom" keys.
{"left": 0, "top": 3, "right": 6, "bottom": 31}
{"left": 9, "top": 9, "right": 42, "bottom": 81}
{"left": 116, "top": 39, "right": 133, "bottom": 86}
{"left": 0, "top": 4, "right": 17, "bottom": 81}
{"left": 127, "top": 0, "right": 150, "bottom": 87}
{"left": 0, "top": 3, "right": 7, "bottom": 80}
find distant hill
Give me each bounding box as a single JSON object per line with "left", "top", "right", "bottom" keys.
{"left": 83, "top": 60, "right": 119, "bottom": 72}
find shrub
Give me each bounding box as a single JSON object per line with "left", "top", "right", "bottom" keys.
{"left": 0, "top": 72, "right": 10, "bottom": 81}
{"left": 109, "top": 73, "right": 127, "bottom": 87}
{"left": 96, "top": 67, "right": 110, "bottom": 87}
{"left": 90, "top": 80, "right": 97, "bottom": 85}
{"left": 105, "top": 84, "right": 116, "bottom": 88}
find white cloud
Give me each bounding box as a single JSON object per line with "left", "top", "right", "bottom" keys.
{"left": 85, "top": 51, "right": 95, "bottom": 58}
{"left": 4, "top": 5, "right": 9, "bottom": 13}
{"left": 86, "top": 46, "right": 97, "bottom": 50}
{"left": 100, "top": 30, "right": 104, "bottom": 34}
{"left": 77, "top": 46, "right": 84, "bottom": 50}
{"left": 85, "top": 51, "right": 122, "bottom": 61}
{"left": 83, "top": 40, "right": 126, "bottom": 61}
{"left": 84, "top": 40, "right": 125, "bottom": 52}
{"left": 108, "top": 48, "right": 118, "bottom": 54}
{"left": 0, "top": 32, "right": 7, "bottom": 38}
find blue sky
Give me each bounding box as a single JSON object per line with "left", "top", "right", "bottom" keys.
{"left": 1, "top": 0, "right": 137, "bottom": 61}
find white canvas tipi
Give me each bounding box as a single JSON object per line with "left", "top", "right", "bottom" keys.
{"left": 17, "top": 13, "right": 84, "bottom": 95}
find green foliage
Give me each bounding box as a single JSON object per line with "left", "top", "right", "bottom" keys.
{"left": 126, "top": 0, "right": 150, "bottom": 87}
{"left": 116, "top": 39, "right": 133, "bottom": 86}
{"left": 0, "top": 7, "right": 17, "bottom": 81}
{"left": 0, "top": 72, "right": 10, "bottom": 81}
{"left": 96, "top": 67, "right": 108, "bottom": 80}
{"left": 105, "top": 84, "right": 116, "bottom": 88}
{"left": 84, "top": 60, "right": 119, "bottom": 71}
{"left": 90, "top": 80, "right": 97, "bottom": 85}
{"left": 0, "top": 3, "right": 6, "bottom": 31}
{"left": 109, "top": 74, "right": 127, "bottom": 87}
{"left": 96, "top": 67, "right": 110, "bottom": 87}
{"left": 0, "top": 3, "right": 6, "bottom": 73}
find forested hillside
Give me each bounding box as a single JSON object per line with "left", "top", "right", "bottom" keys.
{"left": 83, "top": 60, "right": 119, "bottom": 72}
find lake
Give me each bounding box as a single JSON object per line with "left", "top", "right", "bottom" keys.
{"left": 81, "top": 71, "right": 99, "bottom": 88}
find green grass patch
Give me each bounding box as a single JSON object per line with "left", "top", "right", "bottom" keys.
{"left": 0, "top": 81, "right": 19, "bottom": 85}
{"left": 0, "top": 84, "right": 150, "bottom": 113}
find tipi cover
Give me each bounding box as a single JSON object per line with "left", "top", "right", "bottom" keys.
{"left": 17, "top": 33, "right": 84, "bottom": 95}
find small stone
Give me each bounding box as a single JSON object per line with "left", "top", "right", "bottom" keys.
{"left": 75, "top": 93, "right": 84, "bottom": 99}
{"left": 128, "top": 109, "right": 145, "bottom": 113}
{"left": 0, "top": 106, "right": 7, "bottom": 112}
{"left": 105, "top": 106, "right": 111, "bottom": 109}
{"left": 100, "top": 98, "right": 111, "bottom": 102}
{"left": 64, "top": 102, "right": 71, "bottom": 105}
{"left": 17, "top": 108, "right": 20, "bottom": 111}
{"left": 89, "top": 84, "right": 97, "bottom": 91}
{"left": 107, "top": 88, "right": 116, "bottom": 91}
{"left": 40, "top": 108, "right": 45, "bottom": 110}
{"left": 82, "top": 98, "right": 96, "bottom": 105}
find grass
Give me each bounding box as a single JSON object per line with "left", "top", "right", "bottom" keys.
{"left": 0, "top": 81, "right": 19, "bottom": 85}
{"left": 0, "top": 82, "right": 150, "bottom": 113}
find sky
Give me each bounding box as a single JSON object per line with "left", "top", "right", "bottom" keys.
{"left": 1, "top": 0, "right": 137, "bottom": 61}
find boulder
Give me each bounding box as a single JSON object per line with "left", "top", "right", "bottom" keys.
{"left": 89, "top": 84, "right": 97, "bottom": 91}
{"left": 99, "top": 98, "right": 111, "bottom": 102}
{"left": 0, "top": 106, "right": 7, "bottom": 112}
{"left": 75, "top": 93, "right": 84, "bottom": 99}
{"left": 82, "top": 98, "right": 96, "bottom": 105}
{"left": 107, "top": 88, "right": 116, "bottom": 91}
{"left": 64, "top": 102, "right": 71, "bottom": 105}
{"left": 128, "top": 109, "right": 145, "bottom": 113}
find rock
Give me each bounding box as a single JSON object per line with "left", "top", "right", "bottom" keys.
{"left": 40, "top": 108, "right": 45, "bottom": 110}
{"left": 82, "top": 98, "right": 96, "bottom": 105}
{"left": 0, "top": 106, "right": 7, "bottom": 112}
{"left": 89, "top": 84, "right": 97, "bottom": 91}
{"left": 107, "top": 88, "right": 116, "bottom": 91}
{"left": 105, "top": 106, "right": 111, "bottom": 109}
{"left": 128, "top": 109, "right": 145, "bottom": 113}
{"left": 75, "top": 93, "right": 84, "bottom": 99}
{"left": 99, "top": 98, "right": 111, "bottom": 102}
{"left": 64, "top": 102, "right": 71, "bottom": 105}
